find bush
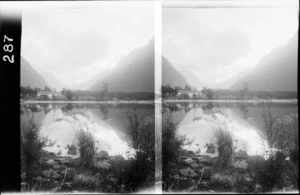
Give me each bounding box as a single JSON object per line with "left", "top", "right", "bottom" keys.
{"left": 259, "top": 102, "right": 299, "bottom": 191}
{"left": 21, "top": 118, "right": 47, "bottom": 173}
{"left": 75, "top": 128, "right": 95, "bottom": 168}
{"left": 124, "top": 105, "right": 155, "bottom": 191}
{"left": 211, "top": 122, "right": 233, "bottom": 167}
{"left": 162, "top": 118, "right": 188, "bottom": 191}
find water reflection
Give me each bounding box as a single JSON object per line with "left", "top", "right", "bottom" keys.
{"left": 164, "top": 102, "right": 298, "bottom": 157}
{"left": 21, "top": 103, "right": 154, "bottom": 159}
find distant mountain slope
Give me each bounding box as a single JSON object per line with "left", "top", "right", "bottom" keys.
{"left": 41, "top": 71, "right": 64, "bottom": 91}
{"left": 180, "top": 70, "right": 205, "bottom": 90}
{"left": 91, "top": 39, "right": 154, "bottom": 92}
{"left": 21, "top": 57, "right": 48, "bottom": 89}
{"left": 162, "top": 57, "right": 190, "bottom": 88}
{"left": 231, "top": 33, "right": 298, "bottom": 91}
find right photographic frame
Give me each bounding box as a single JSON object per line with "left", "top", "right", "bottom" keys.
{"left": 161, "top": 0, "right": 299, "bottom": 193}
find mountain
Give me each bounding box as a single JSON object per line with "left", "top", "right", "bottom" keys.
{"left": 180, "top": 70, "right": 205, "bottom": 90}
{"left": 231, "top": 33, "right": 298, "bottom": 91}
{"left": 21, "top": 57, "right": 48, "bottom": 89}
{"left": 79, "top": 71, "right": 109, "bottom": 90}
{"left": 41, "top": 71, "right": 64, "bottom": 91}
{"left": 162, "top": 57, "right": 190, "bottom": 88}
{"left": 91, "top": 39, "right": 154, "bottom": 92}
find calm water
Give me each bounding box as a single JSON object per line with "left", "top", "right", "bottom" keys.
{"left": 21, "top": 103, "right": 154, "bottom": 158}
{"left": 163, "top": 102, "right": 298, "bottom": 157}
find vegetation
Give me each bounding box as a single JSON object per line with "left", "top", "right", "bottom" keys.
{"left": 21, "top": 117, "right": 48, "bottom": 188}
{"left": 162, "top": 118, "right": 189, "bottom": 191}
{"left": 202, "top": 87, "right": 214, "bottom": 99}
{"left": 61, "top": 89, "right": 74, "bottom": 100}
{"left": 255, "top": 101, "right": 299, "bottom": 191}
{"left": 124, "top": 105, "right": 155, "bottom": 191}
{"left": 75, "top": 128, "right": 95, "bottom": 168}
{"left": 210, "top": 122, "right": 233, "bottom": 167}
{"left": 162, "top": 85, "right": 178, "bottom": 98}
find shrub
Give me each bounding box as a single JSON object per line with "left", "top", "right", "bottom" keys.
{"left": 75, "top": 128, "right": 95, "bottom": 168}
{"left": 21, "top": 118, "right": 47, "bottom": 173}
{"left": 211, "top": 122, "right": 233, "bottom": 167}
{"left": 162, "top": 118, "right": 188, "bottom": 191}
{"left": 124, "top": 104, "right": 155, "bottom": 191}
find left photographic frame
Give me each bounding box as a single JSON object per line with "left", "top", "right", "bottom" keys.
{"left": 1, "top": 1, "right": 156, "bottom": 193}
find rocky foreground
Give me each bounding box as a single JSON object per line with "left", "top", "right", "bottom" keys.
{"left": 165, "top": 148, "right": 298, "bottom": 193}
{"left": 21, "top": 147, "right": 130, "bottom": 193}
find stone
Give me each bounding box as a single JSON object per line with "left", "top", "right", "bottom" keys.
{"left": 46, "top": 159, "right": 56, "bottom": 166}
{"left": 232, "top": 159, "right": 248, "bottom": 170}
{"left": 95, "top": 150, "right": 109, "bottom": 161}
{"left": 43, "top": 169, "right": 61, "bottom": 179}
{"left": 67, "top": 145, "right": 77, "bottom": 155}
{"left": 206, "top": 143, "right": 216, "bottom": 154}
{"left": 234, "top": 150, "right": 248, "bottom": 160}
{"left": 184, "top": 158, "right": 194, "bottom": 165}
{"left": 191, "top": 163, "right": 204, "bottom": 169}
{"left": 243, "top": 173, "right": 253, "bottom": 183}
{"left": 33, "top": 176, "right": 43, "bottom": 181}
{"left": 195, "top": 157, "right": 213, "bottom": 166}
{"left": 210, "top": 173, "right": 237, "bottom": 188}
{"left": 95, "top": 161, "right": 111, "bottom": 170}
{"left": 53, "top": 164, "right": 61, "bottom": 169}
{"left": 180, "top": 167, "right": 199, "bottom": 178}
{"left": 61, "top": 159, "right": 73, "bottom": 166}
{"left": 254, "top": 184, "right": 263, "bottom": 193}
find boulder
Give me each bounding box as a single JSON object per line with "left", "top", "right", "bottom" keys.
{"left": 234, "top": 150, "right": 247, "bottom": 160}
{"left": 184, "top": 158, "right": 194, "bottom": 165}
{"left": 206, "top": 143, "right": 216, "bottom": 154}
{"left": 195, "top": 157, "right": 213, "bottom": 166}
{"left": 180, "top": 167, "right": 199, "bottom": 178}
{"left": 42, "top": 169, "right": 61, "bottom": 179}
{"left": 95, "top": 161, "right": 111, "bottom": 170}
{"left": 190, "top": 163, "right": 204, "bottom": 169}
{"left": 46, "top": 159, "right": 56, "bottom": 166}
{"left": 67, "top": 145, "right": 77, "bottom": 155}
{"left": 95, "top": 150, "right": 109, "bottom": 161}
{"left": 254, "top": 184, "right": 263, "bottom": 193}
{"left": 53, "top": 164, "right": 61, "bottom": 169}
{"left": 61, "top": 159, "right": 73, "bottom": 166}
{"left": 210, "top": 173, "right": 237, "bottom": 188}
{"left": 232, "top": 159, "right": 248, "bottom": 170}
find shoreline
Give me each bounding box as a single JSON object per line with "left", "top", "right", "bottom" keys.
{"left": 163, "top": 99, "right": 298, "bottom": 103}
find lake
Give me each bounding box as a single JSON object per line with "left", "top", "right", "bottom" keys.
{"left": 163, "top": 102, "right": 298, "bottom": 157}
{"left": 21, "top": 103, "right": 154, "bottom": 159}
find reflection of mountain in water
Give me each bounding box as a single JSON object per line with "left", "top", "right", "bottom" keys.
{"left": 164, "top": 102, "right": 298, "bottom": 156}
{"left": 20, "top": 103, "right": 154, "bottom": 158}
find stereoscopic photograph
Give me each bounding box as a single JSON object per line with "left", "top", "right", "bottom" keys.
{"left": 19, "top": 2, "right": 155, "bottom": 193}
{"left": 161, "top": 4, "right": 298, "bottom": 193}
{"left": 0, "top": 0, "right": 299, "bottom": 194}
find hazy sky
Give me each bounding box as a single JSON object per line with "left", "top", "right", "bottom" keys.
{"left": 162, "top": 7, "right": 298, "bottom": 88}
{"left": 21, "top": 2, "right": 154, "bottom": 89}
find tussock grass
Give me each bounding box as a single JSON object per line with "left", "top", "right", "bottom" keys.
{"left": 211, "top": 122, "right": 233, "bottom": 167}
{"left": 75, "top": 128, "right": 95, "bottom": 168}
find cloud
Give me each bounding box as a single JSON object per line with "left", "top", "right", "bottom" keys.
{"left": 59, "top": 31, "right": 111, "bottom": 68}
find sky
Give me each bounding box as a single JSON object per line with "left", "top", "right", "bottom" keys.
{"left": 21, "top": 2, "right": 154, "bottom": 89}
{"left": 162, "top": 7, "right": 299, "bottom": 88}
